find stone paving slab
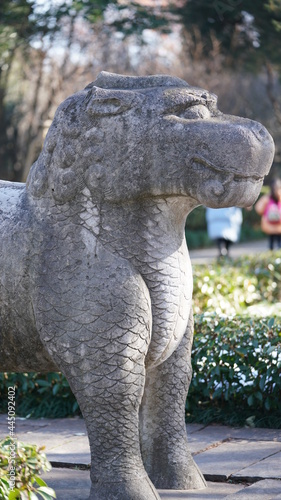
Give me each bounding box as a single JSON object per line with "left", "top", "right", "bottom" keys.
{"left": 19, "top": 433, "right": 90, "bottom": 466}
{"left": 0, "top": 414, "right": 87, "bottom": 432}
{"left": 41, "top": 469, "right": 244, "bottom": 500}
{"left": 1, "top": 416, "right": 280, "bottom": 460}
{"left": 0, "top": 414, "right": 52, "bottom": 432}
{"left": 233, "top": 451, "right": 281, "bottom": 481}
{"left": 227, "top": 427, "right": 281, "bottom": 443}
{"left": 2, "top": 415, "right": 281, "bottom": 492}
{"left": 188, "top": 425, "right": 232, "bottom": 454}
{"left": 186, "top": 423, "right": 206, "bottom": 435}
{"left": 188, "top": 424, "right": 281, "bottom": 448}
{"left": 3, "top": 415, "right": 280, "bottom": 462}
{"left": 194, "top": 439, "right": 281, "bottom": 481}
{"left": 224, "top": 479, "right": 281, "bottom": 499}
{"left": 189, "top": 239, "right": 268, "bottom": 264}
{"left": 158, "top": 482, "right": 243, "bottom": 499}
{"left": 188, "top": 424, "right": 281, "bottom": 455}
{"left": 0, "top": 415, "right": 91, "bottom": 465}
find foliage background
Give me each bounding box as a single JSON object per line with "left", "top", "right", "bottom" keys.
{"left": 188, "top": 314, "right": 281, "bottom": 428}
{"left": 185, "top": 204, "right": 265, "bottom": 249}
{"left": 0, "top": 0, "right": 281, "bottom": 182}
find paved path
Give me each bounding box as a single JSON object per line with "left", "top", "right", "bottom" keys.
{"left": 1, "top": 415, "right": 281, "bottom": 499}
{"left": 189, "top": 239, "right": 269, "bottom": 264}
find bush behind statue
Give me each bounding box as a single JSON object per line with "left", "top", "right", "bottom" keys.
{"left": 188, "top": 314, "right": 281, "bottom": 428}
{"left": 193, "top": 251, "right": 281, "bottom": 316}
{"left": 0, "top": 373, "right": 79, "bottom": 419}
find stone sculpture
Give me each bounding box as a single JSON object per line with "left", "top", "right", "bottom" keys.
{"left": 0, "top": 72, "right": 274, "bottom": 499}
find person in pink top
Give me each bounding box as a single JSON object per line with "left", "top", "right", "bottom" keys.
{"left": 255, "top": 178, "right": 281, "bottom": 250}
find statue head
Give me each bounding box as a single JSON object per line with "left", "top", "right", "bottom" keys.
{"left": 27, "top": 71, "right": 274, "bottom": 209}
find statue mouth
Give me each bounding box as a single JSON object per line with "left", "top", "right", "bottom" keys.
{"left": 189, "top": 156, "right": 265, "bottom": 184}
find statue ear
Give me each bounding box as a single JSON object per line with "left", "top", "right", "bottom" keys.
{"left": 86, "top": 86, "right": 139, "bottom": 116}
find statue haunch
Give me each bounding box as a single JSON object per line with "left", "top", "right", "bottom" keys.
{"left": 0, "top": 72, "right": 274, "bottom": 499}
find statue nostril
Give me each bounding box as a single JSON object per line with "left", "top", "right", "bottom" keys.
{"left": 209, "top": 180, "right": 225, "bottom": 197}
{"left": 257, "top": 126, "right": 267, "bottom": 138}
{"left": 251, "top": 124, "right": 269, "bottom": 142}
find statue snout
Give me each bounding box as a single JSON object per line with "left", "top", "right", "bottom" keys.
{"left": 220, "top": 116, "right": 275, "bottom": 179}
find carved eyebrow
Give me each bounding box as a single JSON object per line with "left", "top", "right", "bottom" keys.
{"left": 162, "top": 91, "right": 217, "bottom": 114}
{"left": 163, "top": 98, "right": 207, "bottom": 115}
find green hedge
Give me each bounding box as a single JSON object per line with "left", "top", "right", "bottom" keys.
{"left": 193, "top": 251, "right": 281, "bottom": 316}
{"left": 187, "top": 314, "right": 281, "bottom": 428}
{"left": 0, "top": 373, "right": 79, "bottom": 419}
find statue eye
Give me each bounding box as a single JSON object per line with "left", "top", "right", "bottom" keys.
{"left": 179, "top": 104, "right": 211, "bottom": 120}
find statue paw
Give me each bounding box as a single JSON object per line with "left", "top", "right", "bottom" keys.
{"left": 147, "top": 451, "right": 206, "bottom": 490}
{"left": 88, "top": 473, "right": 161, "bottom": 499}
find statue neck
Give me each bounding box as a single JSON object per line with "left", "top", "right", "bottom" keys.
{"left": 97, "top": 196, "right": 196, "bottom": 260}
{"left": 31, "top": 189, "right": 197, "bottom": 258}
{"left": 96, "top": 195, "right": 196, "bottom": 368}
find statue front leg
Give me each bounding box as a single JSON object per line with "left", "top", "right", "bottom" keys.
{"left": 140, "top": 309, "right": 206, "bottom": 490}
{"left": 34, "top": 251, "right": 161, "bottom": 499}
{"left": 67, "top": 334, "right": 160, "bottom": 500}
{"left": 42, "top": 322, "right": 160, "bottom": 500}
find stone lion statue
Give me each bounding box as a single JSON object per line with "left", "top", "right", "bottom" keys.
{"left": 0, "top": 72, "right": 274, "bottom": 499}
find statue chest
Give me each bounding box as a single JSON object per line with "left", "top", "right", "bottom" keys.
{"left": 135, "top": 243, "right": 193, "bottom": 368}
{"left": 97, "top": 199, "right": 194, "bottom": 368}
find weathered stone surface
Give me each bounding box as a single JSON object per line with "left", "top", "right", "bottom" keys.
{"left": 188, "top": 424, "right": 281, "bottom": 454}
{"left": 232, "top": 451, "right": 281, "bottom": 481}
{"left": 158, "top": 482, "right": 244, "bottom": 499}
{"left": 229, "top": 427, "right": 281, "bottom": 443}
{"left": 41, "top": 469, "right": 244, "bottom": 500}
{"left": 0, "top": 414, "right": 87, "bottom": 434}
{"left": 0, "top": 72, "right": 275, "bottom": 499}
{"left": 224, "top": 479, "right": 281, "bottom": 499}
{"left": 20, "top": 432, "right": 90, "bottom": 467}
{"left": 41, "top": 469, "right": 91, "bottom": 500}
{"left": 195, "top": 440, "right": 281, "bottom": 480}
{"left": 188, "top": 425, "right": 235, "bottom": 454}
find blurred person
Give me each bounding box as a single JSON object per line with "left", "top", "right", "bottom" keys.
{"left": 255, "top": 178, "right": 281, "bottom": 250}
{"left": 206, "top": 207, "right": 243, "bottom": 258}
